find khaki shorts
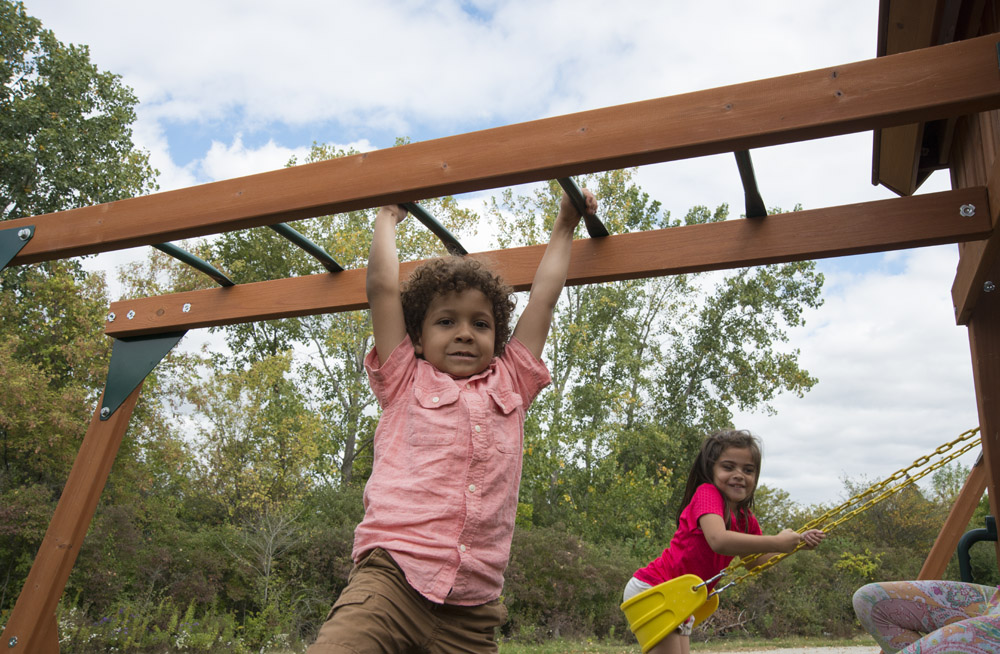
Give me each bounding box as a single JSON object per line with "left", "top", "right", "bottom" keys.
{"left": 307, "top": 548, "right": 508, "bottom": 654}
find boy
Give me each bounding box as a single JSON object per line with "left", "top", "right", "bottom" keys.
{"left": 308, "top": 190, "right": 597, "bottom": 653}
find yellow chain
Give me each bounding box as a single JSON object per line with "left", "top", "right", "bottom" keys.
{"left": 720, "top": 427, "right": 981, "bottom": 588}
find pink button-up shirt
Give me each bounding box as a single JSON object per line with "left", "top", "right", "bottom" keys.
{"left": 354, "top": 335, "right": 550, "bottom": 605}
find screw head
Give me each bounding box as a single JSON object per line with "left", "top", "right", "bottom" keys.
{"left": 127, "top": 310, "right": 136, "bottom": 320}
{"left": 182, "top": 303, "right": 192, "bottom": 313}
{"left": 107, "top": 312, "right": 116, "bottom": 322}
{"left": 986, "top": 281, "right": 997, "bottom": 293}
{"left": 100, "top": 407, "right": 110, "bottom": 419}
{"left": 17, "top": 228, "right": 30, "bottom": 241}
{"left": 960, "top": 204, "right": 977, "bottom": 217}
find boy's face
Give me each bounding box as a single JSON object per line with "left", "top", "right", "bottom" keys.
{"left": 415, "top": 289, "right": 496, "bottom": 377}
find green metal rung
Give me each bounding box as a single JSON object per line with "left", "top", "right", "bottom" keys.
{"left": 402, "top": 203, "right": 468, "bottom": 256}
{"left": 0, "top": 225, "right": 34, "bottom": 272}
{"left": 735, "top": 150, "right": 767, "bottom": 218}
{"left": 269, "top": 223, "right": 344, "bottom": 272}
{"left": 557, "top": 178, "right": 609, "bottom": 237}
{"left": 100, "top": 332, "right": 186, "bottom": 420}
{"left": 154, "top": 243, "right": 235, "bottom": 287}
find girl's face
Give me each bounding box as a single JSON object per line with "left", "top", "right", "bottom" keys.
{"left": 711, "top": 446, "right": 757, "bottom": 509}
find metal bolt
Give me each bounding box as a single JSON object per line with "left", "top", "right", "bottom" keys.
{"left": 960, "top": 204, "right": 977, "bottom": 217}
{"left": 182, "top": 303, "right": 192, "bottom": 313}
{"left": 127, "top": 310, "right": 136, "bottom": 320}
{"left": 107, "top": 312, "right": 116, "bottom": 322}
{"left": 100, "top": 407, "right": 110, "bottom": 419}
{"left": 8, "top": 636, "right": 18, "bottom": 648}
{"left": 17, "top": 228, "right": 30, "bottom": 241}
{"left": 986, "top": 281, "right": 996, "bottom": 293}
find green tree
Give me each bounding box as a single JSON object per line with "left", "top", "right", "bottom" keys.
{"left": 1, "top": 0, "right": 156, "bottom": 222}
{"left": 487, "top": 171, "right": 824, "bottom": 547}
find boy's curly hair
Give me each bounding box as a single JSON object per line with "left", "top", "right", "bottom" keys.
{"left": 401, "top": 257, "right": 516, "bottom": 357}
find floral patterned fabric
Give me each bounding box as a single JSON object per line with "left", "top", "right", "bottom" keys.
{"left": 853, "top": 580, "right": 1000, "bottom": 653}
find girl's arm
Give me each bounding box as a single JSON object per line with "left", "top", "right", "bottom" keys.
{"left": 367, "top": 205, "right": 409, "bottom": 365}
{"left": 511, "top": 190, "right": 595, "bottom": 358}
{"left": 698, "top": 514, "right": 807, "bottom": 557}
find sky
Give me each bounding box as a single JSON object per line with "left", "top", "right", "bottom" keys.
{"left": 20, "top": 0, "right": 984, "bottom": 510}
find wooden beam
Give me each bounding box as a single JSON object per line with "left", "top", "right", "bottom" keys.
{"left": 966, "top": 253, "right": 1000, "bottom": 567}
{"left": 952, "top": 147, "right": 1000, "bottom": 324}
{"left": 0, "top": 385, "right": 143, "bottom": 654}
{"left": 918, "top": 458, "right": 987, "bottom": 579}
{"left": 5, "top": 34, "right": 1000, "bottom": 268}
{"left": 104, "top": 188, "right": 992, "bottom": 338}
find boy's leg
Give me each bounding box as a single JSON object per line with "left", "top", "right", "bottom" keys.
{"left": 424, "top": 599, "right": 507, "bottom": 654}
{"left": 308, "top": 548, "right": 432, "bottom": 654}
{"left": 853, "top": 580, "right": 994, "bottom": 654}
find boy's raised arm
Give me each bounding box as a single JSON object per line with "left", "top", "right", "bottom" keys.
{"left": 367, "top": 205, "right": 409, "bottom": 365}
{"left": 512, "top": 190, "right": 596, "bottom": 359}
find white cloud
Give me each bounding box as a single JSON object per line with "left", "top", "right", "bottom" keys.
{"left": 24, "top": 0, "right": 985, "bottom": 509}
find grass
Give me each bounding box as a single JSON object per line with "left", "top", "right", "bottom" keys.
{"left": 497, "top": 635, "right": 879, "bottom": 653}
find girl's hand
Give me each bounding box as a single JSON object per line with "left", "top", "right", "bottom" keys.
{"left": 775, "top": 528, "right": 801, "bottom": 553}
{"left": 800, "top": 529, "right": 826, "bottom": 550}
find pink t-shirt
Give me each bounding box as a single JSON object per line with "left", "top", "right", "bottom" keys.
{"left": 354, "top": 335, "right": 550, "bottom": 605}
{"left": 634, "top": 483, "right": 761, "bottom": 589}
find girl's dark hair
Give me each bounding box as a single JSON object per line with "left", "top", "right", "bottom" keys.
{"left": 678, "top": 429, "right": 762, "bottom": 526}
{"left": 400, "top": 256, "right": 516, "bottom": 357}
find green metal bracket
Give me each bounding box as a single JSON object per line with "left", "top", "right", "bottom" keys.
{"left": 100, "top": 331, "right": 186, "bottom": 420}
{"left": 402, "top": 202, "right": 469, "bottom": 256}
{"left": 0, "top": 225, "right": 34, "bottom": 272}
{"left": 557, "top": 178, "right": 609, "bottom": 237}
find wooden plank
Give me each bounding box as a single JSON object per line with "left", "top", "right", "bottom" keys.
{"left": 918, "top": 459, "right": 988, "bottom": 579}
{"left": 872, "top": 0, "right": 940, "bottom": 194}
{"left": 5, "top": 34, "right": 1000, "bottom": 268}
{"left": 952, "top": 143, "right": 1000, "bottom": 324}
{"left": 0, "top": 385, "right": 143, "bottom": 654}
{"left": 104, "top": 188, "right": 992, "bottom": 338}
{"left": 966, "top": 254, "right": 1000, "bottom": 565}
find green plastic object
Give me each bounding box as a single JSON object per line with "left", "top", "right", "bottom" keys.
{"left": 100, "top": 332, "right": 186, "bottom": 420}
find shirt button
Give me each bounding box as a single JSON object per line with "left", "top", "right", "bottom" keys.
{"left": 459, "top": 544, "right": 467, "bottom": 552}
{"left": 474, "top": 425, "right": 481, "bottom": 433}
{"left": 468, "top": 484, "right": 476, "bottom": 492}
{"left": 432, "top": 396, "right": 439, "bottom": 403}
{"left": 466, "top": 383, "right": 471, "bottom": 389}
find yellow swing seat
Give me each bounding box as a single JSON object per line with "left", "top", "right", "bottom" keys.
{"left": 620, "top": 574, "right": 719, "bottom": 652}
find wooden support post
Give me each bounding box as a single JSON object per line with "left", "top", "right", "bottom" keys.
{"left": 966, "top": 255, "right": 1000, "bottom": 567}
{"left": 0, "top": 385, "right": 143, "bottom": 654}
{"left": 918, "top": 460, "right": 988, "bottom": 579}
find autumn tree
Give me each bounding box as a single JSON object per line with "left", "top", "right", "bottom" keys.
{"left": 487, "top": 170, "right": 824, "bottom": 547}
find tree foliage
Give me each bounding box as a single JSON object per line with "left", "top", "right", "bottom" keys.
{"left": 1, "top": 0, "right": 157, "bottom": 222}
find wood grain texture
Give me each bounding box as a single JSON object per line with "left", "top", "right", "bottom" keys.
{"left": 5, "top": 34, "right": 1000, "bottom": 267}
{"left": 105, "top": 188, "right": 992, "bottom": 337}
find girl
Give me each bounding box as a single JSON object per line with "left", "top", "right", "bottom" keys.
{"left": 624, "top": 430, "right": 825, "bottom": 654}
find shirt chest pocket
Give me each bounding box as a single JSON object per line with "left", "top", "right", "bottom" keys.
{"left": 406, "top": 386, "right": 461, "bottom": 446}
{"left": 488, "top": 389, "right": 523, "bottom": 454}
